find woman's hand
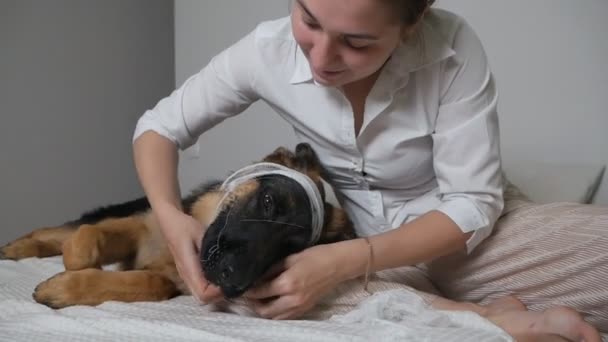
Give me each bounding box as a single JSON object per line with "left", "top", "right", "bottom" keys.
{"left": 244, "top": 240, "right": 368, "bottom": 320}
{"left": 156, "top": 207, "right": 224, "bottom": 303}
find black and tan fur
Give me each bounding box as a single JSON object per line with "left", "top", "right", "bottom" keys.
{"left": 0, "top": 143, "right": 355, "bottom": 309}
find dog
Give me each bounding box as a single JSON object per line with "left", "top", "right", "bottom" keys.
{"left": 0, "top": 143, "right": 356, "bottom": 311}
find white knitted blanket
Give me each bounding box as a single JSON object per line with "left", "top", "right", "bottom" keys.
{"left": 0, "top": 257, "right": 512, "bottom": 342}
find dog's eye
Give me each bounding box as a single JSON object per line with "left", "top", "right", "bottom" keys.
{"left": 262, "top": 193, "right": 273, "bottom": 214}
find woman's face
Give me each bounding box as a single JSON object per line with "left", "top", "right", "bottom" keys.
{"left": 291, "top": 0, "right": 403, "bottom": 87}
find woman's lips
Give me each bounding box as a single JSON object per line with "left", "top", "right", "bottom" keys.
{"left": 313, "top": 68, "right": 345, "bottom": 81}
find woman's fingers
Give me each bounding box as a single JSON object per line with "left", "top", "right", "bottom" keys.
{"left": 201, "top": 282, "right": 223, "bottom": 302}
{"left": 172, "top": 243, "right": 206, "bottom": 301}
{"left": 244, "top": 279, "right": 278, "bottom": 299}
{"left": 172, "top": 236, "right": 223, "bottom": 303}
{"left": 253, "top": 294, "right": 309, "bottom": 319}
{"left": 257, "top": 260, "right": 287, "bottom": 283}
{"left": 246, "top": 260, "right": 297, "bottom": 299}
{"left": 161, "top": 212, "right": 224, "bottom": 304}
{"left": 272, "top": 310, "right": 302, "bottom": 321}
{"left": 245, "top": 270, "right": 304, "bottom": 307}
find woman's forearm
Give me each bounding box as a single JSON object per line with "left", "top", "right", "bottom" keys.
{"left": 335, "top": 210, "right": 472, "bottom": 282}
{"left": 133, "top": 131, "right": 183, "bottom": 214}
{"left": 371, "top": 210, "right": 471, "bottom": 269}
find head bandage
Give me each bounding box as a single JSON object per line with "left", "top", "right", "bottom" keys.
{"left": 218, "top": 162, "right": 324, "bottom": 246}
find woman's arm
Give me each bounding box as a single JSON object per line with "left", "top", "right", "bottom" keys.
{"left": 333, "top": 210, "right": 472, "bottom": 283}
{"left": 131, "top": 25, "right": 263, "bottom": 302}
{"left": 246, "top": 211, "right": 471, "bottom": 319}
{"left": 133, "top": 131, "right": 223, "bottom": 302}
{"left": 335, "top": 18, "right": 505, "bottom": 281}
{"left": 133, "top": 131, "right": 182, "bottom": 214}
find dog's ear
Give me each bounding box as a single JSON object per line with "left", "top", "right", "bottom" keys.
{"left": 262, "top": 144, "right": 326, "bottom": 180}
{"left": 292, "top": 143, "right": 325, "bottom": 181}
{"left": 318, "top": 203, "right": 357, "bottom": 244}
{"left": 262, "top": 146, "right": 297, "bottom": 168}
{"left": 262, "top": 143, "right": 328, "bottom": 197}
{"left": 263, "top": 144, "right": 356, "bottom": 243}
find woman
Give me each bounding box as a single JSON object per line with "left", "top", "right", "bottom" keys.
{"left": 133, "top": 0, "right": 605, "bottom": 340}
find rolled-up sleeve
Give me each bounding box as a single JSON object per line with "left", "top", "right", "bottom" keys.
{"left": 431, "top": 19, "right": 504, "bottom": 253}
{"left": 133, "top": 29, "right": 261, "bottom": 149}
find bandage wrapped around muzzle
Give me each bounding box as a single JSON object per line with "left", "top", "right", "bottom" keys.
{"left": 218, "top": 162, "right": 324, "bottom": 245}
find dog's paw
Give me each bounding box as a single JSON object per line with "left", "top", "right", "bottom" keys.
{"left": 33, "top": 270, "right": 99, "bottom": 309}
{"left": 0, "top": 239, "right": 42, "bottom": 260}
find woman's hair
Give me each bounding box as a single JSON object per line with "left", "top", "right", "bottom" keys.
{"left": 385, "top": 0, "right": 435, "bottom": 27}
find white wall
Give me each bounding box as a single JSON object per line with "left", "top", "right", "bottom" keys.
{"left": 175, "top": 0, "right": 297, "bottom": 193}
{"left": 174, "top": 0, "right": 608, "bottom": 204}
{"left": 0, "top": 0, "right": 175, "bottom": 244}
{"left": 435, "top": 0, "right": 608, "bottom": 203}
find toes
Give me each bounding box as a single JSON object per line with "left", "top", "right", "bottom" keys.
{"left": 543, "top": 307, "right": 601, "bottom": 342}
{"left": 0, "top": 240, "right": 38, "bottom": 260}
{"left": 34, "top": 269, "right": 107, "bottom": 309}
{"left": 33, "top": 272, "right": 80, "bottom": 309}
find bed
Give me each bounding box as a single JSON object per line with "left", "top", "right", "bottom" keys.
{"left": 1, "top": 167, "right": 606, "bottom": 342}
{"left": 0, "top": 255, "right": 512, "bottom": 341}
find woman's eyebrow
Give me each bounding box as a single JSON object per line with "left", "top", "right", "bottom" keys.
{"left": 296, "top": 0, "right": 317, "bottom": 21}
{"left": 296, "top": 0, "right": 379, "bottom": 41}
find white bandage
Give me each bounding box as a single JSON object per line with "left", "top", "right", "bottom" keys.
{"left": 218, "top": 162, "right": 324, "bottom": 245}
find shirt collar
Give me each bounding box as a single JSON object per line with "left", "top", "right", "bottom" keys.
{"left": 289, "top": 46, "right": 314, "bottom": 84}
{"left": 289, "top": 19, "right": 455, "bottom": 85}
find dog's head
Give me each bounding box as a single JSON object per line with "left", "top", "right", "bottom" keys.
{"left": 199, "top": 143, "right": 354, "bottom": 298}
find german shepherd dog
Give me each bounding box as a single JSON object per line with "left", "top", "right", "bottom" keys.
{"left": 0, "top": 143, "right": 356, "bottom": 310}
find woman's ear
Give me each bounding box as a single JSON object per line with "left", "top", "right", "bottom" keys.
{"left": 400, "top": 21, "right": 422, "bottom": 42}
{"left": 399, "top": 5, "right": 431, "bottom": 42}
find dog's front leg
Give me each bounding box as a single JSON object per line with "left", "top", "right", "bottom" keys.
{"left": 33, "top": 269, "right": 179, "bottom": 309}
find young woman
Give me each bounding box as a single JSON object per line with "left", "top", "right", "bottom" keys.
{"left": 133, "top": 1, "right": 605, "bottom": 340}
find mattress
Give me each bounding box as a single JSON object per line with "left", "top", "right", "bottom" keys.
{"left": 0, "top": 256, "right": 511, "bottom": 342}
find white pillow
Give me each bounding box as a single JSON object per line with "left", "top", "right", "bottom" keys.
{"left": 502, "top": 161, "right": 606, "bottom": 204}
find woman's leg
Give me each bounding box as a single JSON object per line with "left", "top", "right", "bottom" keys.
{"left": 375, "top": 264, "right": 602, "bottom": 341}
{"left": 430, "top": 295, "right": 601, "bottom": 342}
{"left": 358, "top": 266, "right": 601, "bottom": 341}
{"left": 425, "top": 194, "right": 608, "bottom": 338}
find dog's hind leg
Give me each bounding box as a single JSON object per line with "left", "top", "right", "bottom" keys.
{"left": 1, "top": 225, "right": 76, "bottom": 260}
{"left": 62, "top": 216, "right": 148, "bottom": 271}
{"left": 33, "top": 268, "right": 178, "bottom": 309}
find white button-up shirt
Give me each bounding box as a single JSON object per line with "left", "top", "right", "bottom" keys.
{"left": 134, "top": 9, "right": 504, "bottom": 253}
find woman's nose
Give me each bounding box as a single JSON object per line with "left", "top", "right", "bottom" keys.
{"left": 310, "top": 34, "right": 339, "bottom": 69}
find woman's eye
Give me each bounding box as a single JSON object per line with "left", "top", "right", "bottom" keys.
{"left": 304, "top": 20, "right": 320, "bottom": 29}
{"left": 344, "top": 39, "right": 369, "bottom": 50}
{"left": 302, "top": 14, "right": 320, "bottom": 30}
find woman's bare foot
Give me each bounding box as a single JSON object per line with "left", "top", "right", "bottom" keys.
{"left": 483, "top": 296, "right": 601, "bottom": 342}
{"left": 429, "top": 295, "right": 600, "bottom": 341}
